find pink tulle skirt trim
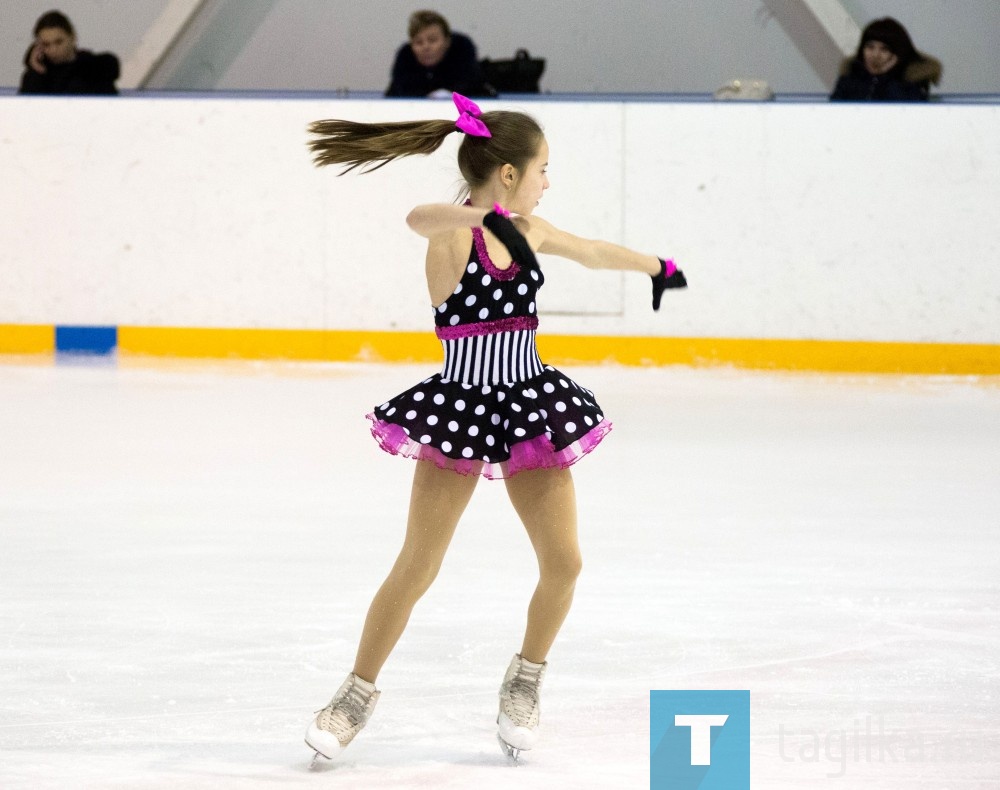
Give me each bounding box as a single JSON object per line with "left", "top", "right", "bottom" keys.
{"left": 366, "top": 415, "right": 612, "bottom": 480}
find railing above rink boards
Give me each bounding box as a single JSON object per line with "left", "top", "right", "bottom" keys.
{"left": 3, "top": 87, "right": 1000, "bottom": 104}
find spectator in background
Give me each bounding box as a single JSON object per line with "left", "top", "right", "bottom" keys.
{"left": 386, "top": 10, "right": 488, "bottom": 98}
{"left": 830, "top": 17, "right": 940, "bottom": 102}
{"left": 19, "top": 10, "right": 120, "bottom": 95}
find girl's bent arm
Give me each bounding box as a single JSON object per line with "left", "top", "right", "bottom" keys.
{"left": 406, "top": 204, "right": 489, "bottom": 238}
{"left": 531, "top": 216, "right": 661, "bottom": 275}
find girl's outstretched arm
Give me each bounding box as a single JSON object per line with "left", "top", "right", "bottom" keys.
{"left": 527, "top": 215, "right": 661, "bottom": 275}
{"left": 526, "top": 215, "right": 686, "bottom": 311}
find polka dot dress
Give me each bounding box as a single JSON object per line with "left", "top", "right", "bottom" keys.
{"left": 368, "top": 226, "right": 611, "bottom": 479}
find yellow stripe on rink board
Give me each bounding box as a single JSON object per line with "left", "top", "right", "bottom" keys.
{"left": 118, "top": 326, "right": 442, "bottom": 363}
{"left": 3, "top": 322, "right": 996, "bottom": 374}
{"left": 0, "top": 324, "right": 53, "bottom": 354}
{"left": 113, "top": 326, "right": 1000, "bottom": 375}
{"left": 537, "top": 335, "right": 1000, "bottom": 375}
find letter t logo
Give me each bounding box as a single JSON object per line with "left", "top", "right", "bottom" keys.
{"left": 674, "top": 714, "right": 730, "bottom": 765}
{"left": 650, "top": 690, "right": 750, "bottom": 788}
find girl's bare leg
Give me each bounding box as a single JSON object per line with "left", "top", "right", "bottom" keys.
{"left": 352, "top": 461, "right": 478, "bottom": 682}
{"left": 503, "top": 466, "right": 581, "bottom": 664}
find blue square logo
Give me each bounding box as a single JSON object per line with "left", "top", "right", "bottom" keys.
{"left": 650, "top": 690, "right": 750, "bottom": 790}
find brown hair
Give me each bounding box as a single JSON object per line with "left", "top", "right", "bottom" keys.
{"left": 308, "top": 111, "right": 544, "bottom": 196}
{"left": 408, "top": 10, "right": 450, "bottom": 40}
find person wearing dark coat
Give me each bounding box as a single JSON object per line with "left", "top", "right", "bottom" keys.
{"left": 19, "top": 10, "right": 119, "bottom": 95}
{"left": 386, "top": 10, "right": 488, "bottom": 98}
{"left": 830, "top": 17, "right": 941, "bottom": 102}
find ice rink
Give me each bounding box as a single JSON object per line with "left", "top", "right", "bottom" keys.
{"left": 1, "top": 357, "right": 998, "bottom": 789}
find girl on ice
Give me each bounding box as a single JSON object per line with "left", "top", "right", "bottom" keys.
{"left": 304, "top": 93, "right": 685, "bottom": 762}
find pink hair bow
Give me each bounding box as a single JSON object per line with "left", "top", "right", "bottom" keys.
{"left": 453, "top": 92, "right": 491, "bottom": 138}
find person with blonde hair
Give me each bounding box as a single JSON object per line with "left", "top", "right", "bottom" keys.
{"left": 386, "top": 10, "right": 488, "bottom": 97}
{"left": 302, "top": 93, "right": 686, "bottom": 763}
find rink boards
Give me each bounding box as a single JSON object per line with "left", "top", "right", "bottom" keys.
{"left": 2, "top": 95, "right": 998, "bottom": 374}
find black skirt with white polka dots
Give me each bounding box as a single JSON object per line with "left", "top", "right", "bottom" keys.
{"left": 367, "top": 227, "right": 611, "bottom": 479}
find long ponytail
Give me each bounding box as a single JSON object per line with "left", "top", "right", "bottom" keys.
{"left": 307, "top": 119, "right": 455, "bottom": 173}
{"left": 308, "top": 110, "right": 544, "bottom": 192}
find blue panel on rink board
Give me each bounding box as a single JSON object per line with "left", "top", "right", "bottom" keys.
{"left": 55, "top": 326, "right": 118, "bottom": 355}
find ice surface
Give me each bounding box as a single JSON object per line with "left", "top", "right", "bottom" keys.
{"left": 1, "top": 358, "right": 998, "bottom": 789}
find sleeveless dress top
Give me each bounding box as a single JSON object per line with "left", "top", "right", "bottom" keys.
{"left": 367, "top": 224, "right": 611, "bottom": 479}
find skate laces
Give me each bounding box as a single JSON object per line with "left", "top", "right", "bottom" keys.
{"left": 501, "top": 662, "right": 544, "bottom": 726}
{"left": 318, "top": 677, "right": 375, "bottom": 734}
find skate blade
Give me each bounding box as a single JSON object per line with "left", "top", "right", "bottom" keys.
{"left": 309, "top": 750, "right": 327, "bottom": 769}
{"left": 496, "top": 732, "right": 521, "bottom": 764}
{"left": 306, "top": 743, "right": 334, "bottom": 770}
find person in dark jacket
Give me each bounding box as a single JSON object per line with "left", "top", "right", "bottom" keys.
{"left": 386, "top": 10, "right": 488, "bottom": 98}
{"left": 830, "top": 17, "right": 941, "bottom": 102}
{"left": 19, "top": 10, "right": 120, "bottom": 95}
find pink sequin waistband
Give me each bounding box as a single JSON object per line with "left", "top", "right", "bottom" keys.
{"left": 435, "top": 315, "right": 538, "bottom": 340}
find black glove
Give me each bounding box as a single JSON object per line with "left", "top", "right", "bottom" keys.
{"left": 482, "top": 210, "right": 538, "bottom": 267}
{"left": 651, "top": 258, "right": 687, "bottom": 311}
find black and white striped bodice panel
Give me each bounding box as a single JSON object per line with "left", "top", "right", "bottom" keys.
{"left": 432, "top": 227, "right": 545, "bottom": 386}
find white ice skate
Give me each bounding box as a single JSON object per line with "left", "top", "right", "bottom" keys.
{"left": 496, "top": 654, "right": 546, "bottom": 762}
{"left": 306, "top": 673, "right": 380, "bottom": 766}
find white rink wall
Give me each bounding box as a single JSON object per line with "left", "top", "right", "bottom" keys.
{"left": 1, "top": 95, "right": 999, "bottom": 345}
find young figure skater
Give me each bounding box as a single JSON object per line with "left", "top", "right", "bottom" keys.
{"left": 303, "top": 93, "right": 686, "bottom": 763}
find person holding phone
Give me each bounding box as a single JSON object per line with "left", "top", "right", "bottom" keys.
{"left": 19, "top": 10, "right": 120, "bottom": 95}
{"left": 830, "top": 17, "right": 940, "bottom": 102}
